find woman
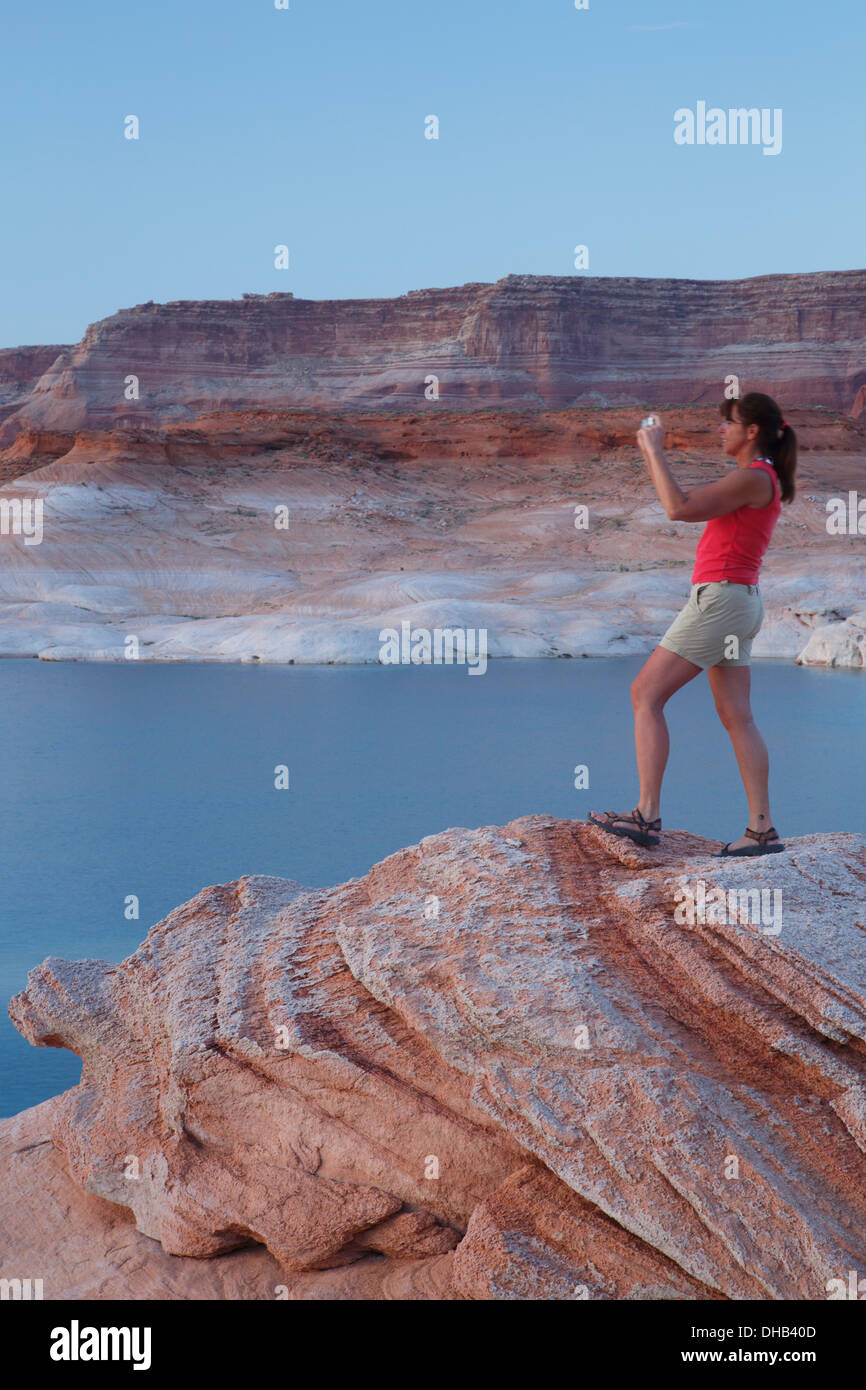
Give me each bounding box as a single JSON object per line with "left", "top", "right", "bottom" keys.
{"left": 589, "top": 392, "right": 797, "bottom": 856}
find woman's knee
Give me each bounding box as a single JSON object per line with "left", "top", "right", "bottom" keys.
{"left": 632, "top": 676, "right": 664, "bottom": 713}
{"left": 715, "top": 698, "right": 754, "bottom": 732}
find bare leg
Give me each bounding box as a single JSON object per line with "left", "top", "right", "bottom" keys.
{"left": 707, "top": 665, "right": 774, "bottom": 849}
{"left": 591, "top": 646, "right": 701, "bottom": 827}
{"left": 631, "top": 647, "right": 703, "bottom": 819}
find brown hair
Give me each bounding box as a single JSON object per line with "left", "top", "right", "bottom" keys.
{"left": 720, "top": 392, "right": 797, "bottom": 503}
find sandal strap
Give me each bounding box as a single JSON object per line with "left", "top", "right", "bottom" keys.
{"left": 603, "top": 808, "right": 662, "bottom": 832}
{"left": 744, "top": 826, "right": 779, "bottom": 844}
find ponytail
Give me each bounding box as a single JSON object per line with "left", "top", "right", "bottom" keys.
{"left": 771, "top": 421, "right": 797, "bottom": 503}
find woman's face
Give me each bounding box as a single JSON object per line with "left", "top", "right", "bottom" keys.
{"left": 721, "top": 406, "right": 756, "bottom": 456}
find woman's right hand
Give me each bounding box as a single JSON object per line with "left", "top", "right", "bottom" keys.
{"left": 637, "top": 413, "right": 664, "bottom": 458}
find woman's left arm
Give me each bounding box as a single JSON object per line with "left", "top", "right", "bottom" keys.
{"left": 637, "top": 417, "right": 771, "bottom": 521}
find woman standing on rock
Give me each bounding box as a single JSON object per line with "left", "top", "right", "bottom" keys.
{"left": 589, "top": 393, "right": 796, "bottom": 856}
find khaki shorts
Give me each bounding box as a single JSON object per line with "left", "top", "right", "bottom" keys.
{"left": 659, "top": 581, "right": 764, "bottom": 669}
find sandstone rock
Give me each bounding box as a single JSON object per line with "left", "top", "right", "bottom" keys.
{"left": 7, "top": 819, "right": 866, "bottom": 1299}
{"left": 796, "top": 611, "right": 866, "bottom": 667}
{"left": 0, "top": 346, "right": 69, "bottom": 430}
{"left": 449, "top": 1164, "right": 715, "bottom": 1300}
{"left": 0, "top": 1098, "right": 455, "bottom": 1300}
{"left": 0, "top": 404, "right": 863, "bottom": 667}
{"left": 2, "top": 271, "right": 866, "bottom": 444}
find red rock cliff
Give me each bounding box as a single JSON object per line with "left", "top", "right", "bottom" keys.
{"left": 0, "top": 344, "right": 70, "bottom": 427}
{"left": 2, "top": 270, "right": 865, "bottom": 444}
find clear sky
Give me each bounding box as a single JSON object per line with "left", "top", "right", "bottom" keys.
{"left": 1, "top": 0, "right": 862, "bottom": 346}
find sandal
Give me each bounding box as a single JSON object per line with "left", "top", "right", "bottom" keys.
{"left": 720, "top": 826, "right": 786, "bottom": 857}
{"left": 588, "top": 808, "right": 661, "bottom": 848}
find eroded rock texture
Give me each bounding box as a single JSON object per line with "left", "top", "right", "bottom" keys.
{"left": 6, "top": 818, "right": 866, "bottom": 1299}
{"left": 0, "top": 404, "right": 863, "bottom": 665}
{"left": 2, "top": 271, "right": 866, "bottom": 444}
{"left": 0, "top": 345, "right": 69, "bottom": 429}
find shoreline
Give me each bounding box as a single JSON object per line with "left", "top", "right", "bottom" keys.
{"left": 0, "top": 650, "right": 862, "bottom": 671}
{"left": 2, "top": 405, "right": 864, "bottom": 671}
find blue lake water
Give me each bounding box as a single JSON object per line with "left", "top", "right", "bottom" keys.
{"left": 1, "top": 655, "right": 864, "bottom": 1117}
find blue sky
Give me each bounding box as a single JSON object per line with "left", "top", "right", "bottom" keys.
{"left": 1, "top": 0, "right": 862, "bottom": 346}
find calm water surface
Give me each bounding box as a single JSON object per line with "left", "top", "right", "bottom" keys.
{"left": 1, "top": 656, "right": 864, "bottom": 1115}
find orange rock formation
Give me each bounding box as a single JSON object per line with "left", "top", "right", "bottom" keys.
{"left": 5, "top": 818, "right": 866, "bottom": 1299}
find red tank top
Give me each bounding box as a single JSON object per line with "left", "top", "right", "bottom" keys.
{"left": 691, "top": 459, "right": 781, "bottom": 585}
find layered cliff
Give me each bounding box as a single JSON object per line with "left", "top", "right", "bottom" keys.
{"left": 1, "top": 273, "right": 864, "bottom": 669}
{"left": 0, "top": 345, "right": 70, "bottom": 428}
{"left": 4, "top": 817, "right": 866, "bottom": 1300}
{"left": 2, "top": 270, "right": 866, "bottom": 444}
